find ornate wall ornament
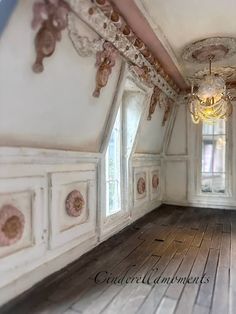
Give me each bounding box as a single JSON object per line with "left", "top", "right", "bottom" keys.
{"left": 93, "top": 0, "right": 179, "bottom": 92}
{"left": 159, "top": 96, "right": 173, "bottom": 126}
{"left": 152, "top": 174, "right": 159, "bottom": 190}
{"left": 148, "top": 86, "right": 161, "bottom": 120}
{"left": 128, "top": 64, "right": 153, "bottom": 88}
{"left": 137, "top": 177, "right": 146, "bottom": 195}
{"left": 32, "top": 0, "right": 71, "bottom": 73}
{"left": 182, "top": 37, "right": 236, "bottom": 64}
{"left": 0, "top": 205, "right": 25, "bottom": 246}
{"left": 68, "top": 13, "right": 105, "bottom": 57}
{"left": 65, "top": 190, "right": 85, "bottom": 217}
{"left": 93, "top": 41, "right": 118, "bottom": 97}
{"left": 68, "top": 0, "right": 178, "bottom": 100}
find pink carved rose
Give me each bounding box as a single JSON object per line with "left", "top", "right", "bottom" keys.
{"left": 152, "top": 175, "right": 159, "bottom": 190}
{"left": 137, "top": 177, "right": 146, "bottom": 195}
{"left": 65, "top": 190, "right": 85, "bottom": 217}
{"left": 0, "top": 205, "right": 25, "bottom": 246}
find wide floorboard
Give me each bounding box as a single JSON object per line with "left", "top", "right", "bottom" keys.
{"left": 1, "top": 205, "right": 236, "bottom": 314}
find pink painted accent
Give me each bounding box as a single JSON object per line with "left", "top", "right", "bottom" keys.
{"left": 0, "top": 205, "right": 25, "bottom": 246}
{"left": 110, "top": 0, "right": 187, "bottom": 90}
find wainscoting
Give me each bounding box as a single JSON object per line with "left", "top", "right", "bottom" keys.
{"left": 0, "top": 148, "right": 161, "bottom": 306}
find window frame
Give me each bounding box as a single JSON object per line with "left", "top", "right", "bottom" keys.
{"left": 196, "top": 119, "right": 232, "bottom": 198}
{"left": 105, "top": 106, "right": 123, "bottom": 217}
{"left": 99, "top": 63, "right": 153, "bottom": 240}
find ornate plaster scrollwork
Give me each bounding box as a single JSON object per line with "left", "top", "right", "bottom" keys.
{"left": 159, "top": 97, "right": 173, "bottom": 127}
{"left": 128, "top": 64, "right": 153, "bottom": 88}
{"left": 148, "top": 86, "right": 161, "bottom": 120}
{"left": 68, "top": 0, "right": 178, "bottom": 100}
{"left": 0, "top": 205, "right": 25, "bottom": 246}
{"left": 137, "top": 177, "right": 146, "bottom": 195}
{"left": 93, "top": 41, "right": 118, "bottom": 97}
{"left": 68, "top": 13, "right": 105, "bottom": 57}
{"left": 31, "top": 0, "right": 71, "bottom": 73}
{"left": 65, "top": 190, "right": 85, "bottom": 217}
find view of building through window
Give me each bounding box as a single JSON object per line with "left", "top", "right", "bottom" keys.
{"left": 201, "top": 120, "right": 226, "bottom": 194}
{"left": 105, "top": 87, "right": 145, "bottom": 217}
{"left": 105, "top": 107, "right": 122, "bottom": 216}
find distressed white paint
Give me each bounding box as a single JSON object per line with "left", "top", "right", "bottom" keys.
{"left": 140, "top": 0, "right": 236, "bottom": 79}
{"left": 0, "top": 0, "right": 122, "bottom": 152}
{"left": 164, "top": 160, "right": 187, "bottom": 202}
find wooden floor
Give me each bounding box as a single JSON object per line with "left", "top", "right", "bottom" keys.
{"left": 2, "top": 204, "right": 236, "bottom": 314}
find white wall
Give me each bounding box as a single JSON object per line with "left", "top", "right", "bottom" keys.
{"left": 164, "top": 95, "right": 236, "bottom": 210}
{"left": 0, "top": 0, "right": 172, "bottom": 306}
{"left": 0, "top": 0, "right": 122, "bottom": 152}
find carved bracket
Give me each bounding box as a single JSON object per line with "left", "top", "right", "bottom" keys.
{"left": 93, "top": 41, "right": 118, "bottom": 97}
{"left": 148, "top": 86, "right": 161, "bottom": 120}
{"left": 159, "top": 97, "right": 174, "bottom": 126}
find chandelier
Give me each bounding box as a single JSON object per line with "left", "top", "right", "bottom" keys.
{"left": 188, "top": 56, "right": 233, "bottom": 124}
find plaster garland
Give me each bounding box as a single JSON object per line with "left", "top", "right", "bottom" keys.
{"left": 147, "top": 86, "right": 162, "bottom": 120}
{"left": 93, "top": 41, "right": 118, "bottom": 97}
{"left": 67, "top": 0, "right": 178, "bottom": 100}
{"left": 31, "top": 0, "right": 177, "bottom": 122}
{"left": 31, "top": 0, "right": 71, "bottom": 73}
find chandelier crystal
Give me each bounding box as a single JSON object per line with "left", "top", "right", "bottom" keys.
{"left": 188, "top": 57, "right": 233, "bottom": 124}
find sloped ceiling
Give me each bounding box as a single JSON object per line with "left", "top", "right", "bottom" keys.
{"left": 138, "top": 0, "right": 236, "bottom": 83}
{"left": 0, "top": 0, "right": 122, "bottom": 152}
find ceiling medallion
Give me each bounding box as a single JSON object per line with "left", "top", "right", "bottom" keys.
{"left": 182, "top": 37, "right": 236, "bottom": 63}
{"left": 188, "top": 56, "right": 233, "bottom": 124}
{"left": 183, "top": 37, "right": 235, "bottom": 124}
{"left": 192, "top": 66, "right": 236, "bottom": 82}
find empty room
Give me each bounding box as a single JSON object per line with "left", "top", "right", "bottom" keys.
{"left": 0, "top": 0, "right": 235, "bottom": 313}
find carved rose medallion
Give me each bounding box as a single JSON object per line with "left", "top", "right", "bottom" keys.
{"left": 137, "top": 177, "right": 146, "bottom": 195}
{"left": 65, "top": 190, "right": 85, "bottom": 217}
{"left": 0, "top": 205, "right": 25, "bottom": 246}
{"left": 152, "top": 175, "right": 159, "bottom": 190}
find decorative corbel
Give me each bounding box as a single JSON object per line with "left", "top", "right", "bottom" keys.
{"left": 159, "top": 97, "right": 174, "bottom": 126}
{"left": 129, "top": 64, "right": 152, "bottom": 87}
{"left": 31, "top": 0, "right": 71, "bottom": 73}
{"left": 147, "top": 86, "right": 161, "bottom": 120}
{"left": 93, "top": 41, "right": 118, "bottom": 97}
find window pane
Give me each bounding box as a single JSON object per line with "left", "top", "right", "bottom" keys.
{"left": 202, "top": 135, "right": 213, "bottom": 172}
{"left": 201, "top": 173, "right": 213, "bottom": 193}
{"left": 213, "top": 136, "right": 226, "bottom": 172}
{"left": 106, "top": 108, "right": 121, "bottom": 216}
{"left": 214, "top": 120, "right": 225, "bottom": 135}
{"left": 107, "top": 180, "right": 120, "bottom": 213}
{"left": 201, "top": 119, "right": 227, "bottom": 195}
{"left": 212, "top": 173, "right": 225, "bottom": 193}
{"left": 202, "top": 123, "right": 213, "bottom": 135}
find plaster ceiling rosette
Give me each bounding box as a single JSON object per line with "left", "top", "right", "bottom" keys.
{"left": 182, "top": 37, "right": 236, "bottom": 64}
{"left": 0, "top": 205, "right": 25, "bottom": 246}
{"left": 189, "top": 66, "right": 236, "bottom": 83}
